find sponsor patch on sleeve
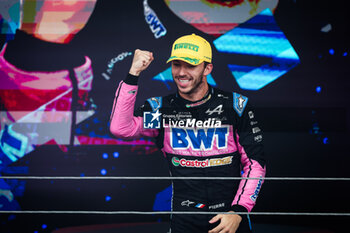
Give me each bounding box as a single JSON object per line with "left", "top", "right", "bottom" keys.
{"left": 233, "top": 92, "right": 248, "bottom": 117}
{"left": 250, "top": 176, "right": 263, "bottom": 202}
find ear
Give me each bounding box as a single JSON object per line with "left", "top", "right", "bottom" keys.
{"left": 204, "top": 63, "right": 213, "bottom": 76}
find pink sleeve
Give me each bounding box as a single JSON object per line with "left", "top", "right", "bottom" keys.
{"left": 109, "top": 81, "right": 159, "bottom": 139}
{"left": 232, "top": 136, "right": 266, "bottom": 212}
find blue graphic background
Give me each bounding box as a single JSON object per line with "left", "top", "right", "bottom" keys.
{"left": 0, "top": 0, "right": 349, "bottom": 232}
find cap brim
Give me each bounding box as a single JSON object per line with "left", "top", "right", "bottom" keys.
{"left": 166, "top": 56, "right": 203, "bottom": 66}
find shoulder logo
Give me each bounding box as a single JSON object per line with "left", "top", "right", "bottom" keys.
{"left": 233, "top": 92, "right": 248, "bottom": 117}
{"left": 147, "top": 96, "right": 162, "bottom": 111}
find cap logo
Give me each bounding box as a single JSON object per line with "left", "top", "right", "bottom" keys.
{"left": 167, "top": 34, "right": 211, "bottom": 65}
{"left": 174, "top": 43, "right": 199, "bottom": 52}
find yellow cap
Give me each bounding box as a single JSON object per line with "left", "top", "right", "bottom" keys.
{"left": 166, "top": 34, "right": 212, "bottom": 65}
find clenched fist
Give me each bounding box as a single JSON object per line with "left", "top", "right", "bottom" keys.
{"left": 129, "top": 49, "right": 154, "bottom": 76}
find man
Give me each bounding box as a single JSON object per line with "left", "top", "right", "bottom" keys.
{"left": 110, "top": 34, "right": 266, "bottom": 233}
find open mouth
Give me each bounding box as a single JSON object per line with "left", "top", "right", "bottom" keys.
{"left": 177, "top": 78, "right": 191, "bottom": 88}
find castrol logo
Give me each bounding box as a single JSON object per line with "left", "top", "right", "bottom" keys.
{"left": 172, "top": 156, "right": 233, "bottom": 168}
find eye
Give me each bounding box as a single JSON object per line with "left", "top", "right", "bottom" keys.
{"left": 187, "top": 64, "right": 196, "bottom": 69}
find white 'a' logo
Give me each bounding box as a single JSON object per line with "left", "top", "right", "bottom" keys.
{"left": 206, "top": 104, "right": 223, "bottom": 116}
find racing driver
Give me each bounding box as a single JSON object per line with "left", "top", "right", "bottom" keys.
{"left": 109, "top": 34, "right": 266, "bottom": 233}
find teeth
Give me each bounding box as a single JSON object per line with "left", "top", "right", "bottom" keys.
{"left": 179, "top": 79, "right": 189, "bottom": 83}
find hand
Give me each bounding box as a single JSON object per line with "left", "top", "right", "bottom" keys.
{"left": 129, "top": 49, "right": 154, "bottom": 76}
{"left": 208, "top": 211, "right": 242, "bottom": 233}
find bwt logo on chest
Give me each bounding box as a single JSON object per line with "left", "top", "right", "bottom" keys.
{"left": 170, "top": 127, "right": 229, "bottom": 150}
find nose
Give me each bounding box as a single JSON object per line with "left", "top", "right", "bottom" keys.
{"left": 178, "top": 65, "right": 186, "bottom": 76}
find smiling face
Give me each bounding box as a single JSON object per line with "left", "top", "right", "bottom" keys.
{"left": 171, "top": 60, "right": 213, "bottom": 101}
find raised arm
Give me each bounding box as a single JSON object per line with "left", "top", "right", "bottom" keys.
{"left": 109, "top": 49, "right": 158, "bottom": 139}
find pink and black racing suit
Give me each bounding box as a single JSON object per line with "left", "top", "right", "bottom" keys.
{"left": 110, "top": 74, "right": 266, "bottom": 233}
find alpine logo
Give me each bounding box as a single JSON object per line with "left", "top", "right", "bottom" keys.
{"left": 205, "top": 104, "right": 223, "bottom": 116}
{"left": 171, "top": 156, "right": 233, "bottom": 168}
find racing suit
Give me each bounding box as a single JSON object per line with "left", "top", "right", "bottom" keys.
{"left": 110, "top": 74, "right": 266, "bottom": 233}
